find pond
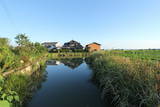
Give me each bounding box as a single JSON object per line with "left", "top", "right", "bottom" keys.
{"left": 26, "top": 58, "right": 107, "bottom": 107}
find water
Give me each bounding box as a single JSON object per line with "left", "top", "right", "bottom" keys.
{"left": 27, "top": 58, "right": 106, "bottom": 107}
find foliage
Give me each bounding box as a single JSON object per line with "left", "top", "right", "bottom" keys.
{"left": 0, "top": 75, "right": 20, "bottom": 107}
{"left": 48, "top": 52, "right": 90, "bottom": 59}
{"left": 0, "top": 34, "right": 47, "bottom": 106}
{"left": 0, "top": 100, "right": 10, "bottom": 107}
{"left": 49, "top": 48, "right": 85, "bottom": 53}
{"left": 3, "top": 67, "right": 47, "bottom": 106}
{"left": 15, "top": 34, "right": 30, "bottom": 47}
{"left": 0, "top": 38, "right": 15, "bottom": 72}
{"left": 0, "top": 34, "right": 47, "bottom": 72}
{"left": 86, "top": 51, "right": 160, "bottom": 107}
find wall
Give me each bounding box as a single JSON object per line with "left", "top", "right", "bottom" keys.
{"left": 2, "top": 58, "right": 46, "bottom": 77}
{"left": 87, "top": 44, "right": 101, "bottom": 52}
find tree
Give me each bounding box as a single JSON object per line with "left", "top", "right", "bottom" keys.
{"left": 15, "top": 34, "right": 30, "bottom": 46}
{"left": 0, "top": 38, "right": 9, "bottom": 46}
{"left": 0, "top": 38, "right": 15, "bottom": 72}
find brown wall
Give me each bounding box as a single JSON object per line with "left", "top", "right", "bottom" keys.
{"left": 86, "top": 44, "right": 101, "bottom": 52}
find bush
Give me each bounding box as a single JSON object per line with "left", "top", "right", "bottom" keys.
{"left": 0, "top": 34, "right": 47, "bottom": 72}
{"left": 0, "top": 38, "right": 16, "bottom": 72}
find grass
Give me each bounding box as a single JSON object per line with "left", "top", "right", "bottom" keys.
{"left": 86, "top": 51, "right": 160, "bottom": 107}
{"left": 3, "top": 65, "right": 47, "bottom": 107}
{"left": 0, "top": 61, "right": 47, "bottom": 107}
{"left": 106, "top": 49, "right": 160, "bottom": 61}
{"left": 48, "top": 52, "right": 90, "bottom": 59}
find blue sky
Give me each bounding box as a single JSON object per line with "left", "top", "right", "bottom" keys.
{"left": 0, "top": 0, "right": 160, "bottom": 49}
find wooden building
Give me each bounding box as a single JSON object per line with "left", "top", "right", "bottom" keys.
{"left": 85, "top": 42, "right": 101, "bottom": 52}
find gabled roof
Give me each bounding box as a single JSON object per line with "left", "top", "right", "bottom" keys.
{"left": 62, "top": 40, "right": 83, "bottom": 49}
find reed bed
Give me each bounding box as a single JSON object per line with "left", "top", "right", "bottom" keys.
{"left": 86, "top": 51, "right": 160, "bottom": 107}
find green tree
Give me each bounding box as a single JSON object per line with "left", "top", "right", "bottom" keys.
{"left": 15, "top": 34, "right": 30, "bottom": 46}
{"left": 0, "top": 38, "right": 9, "bottom": 46}
{"left": 0, "top": 38, "right": 15, "bottom": 72}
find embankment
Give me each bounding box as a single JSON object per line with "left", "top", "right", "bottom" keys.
{"left": 1, "top": 55, "right": 47, "bottom": 107}
{"left": 48, "top": 52, "right": 90, "bottom": 59}
{"left": 86, "top": 52, "right": 160, "bottom": 107}
{"left": 2, "top": 56, "right": 47, "bottom": 77}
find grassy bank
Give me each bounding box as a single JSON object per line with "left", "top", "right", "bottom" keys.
{"left": 0, "top": 34, "right": 48, "bottom": 107}
{"left": 86, "top": 51, "right": 160, "bottom": 107}
{"left": 48, "top": 52, "right": 90, "bottom": 59}
{"left": 0, "top": 59, "right": 46, "bottom": 107}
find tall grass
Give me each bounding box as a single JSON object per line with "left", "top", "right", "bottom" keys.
{"left": 3, "top": 64, "right": 47, "bottom": 107}
{"left": 86, "top": 52, "right": 160, "bottom": 107}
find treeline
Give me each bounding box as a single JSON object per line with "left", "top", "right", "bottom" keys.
{"left": 0, "top": 34, "right": 47, "bottom": 73}
{"left": 50, "top": 48, "right": 85, "bottom": 53}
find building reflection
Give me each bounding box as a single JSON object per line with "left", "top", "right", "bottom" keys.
{"left": 46, "top": 60, "right": 61, "bottom": 65}
{"left": 46, "top": 58, "right": 83, "bottom": 69}
{"left": 61, "top": 58, "right": 83, "bottom": 69}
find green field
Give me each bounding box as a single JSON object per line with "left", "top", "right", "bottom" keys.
{"left": 104, "top": 49, "right": 160, "bottom": 61}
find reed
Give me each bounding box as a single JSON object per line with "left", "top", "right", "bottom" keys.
{"left": 86, "top": 51, "right": 160, "bottom": 107}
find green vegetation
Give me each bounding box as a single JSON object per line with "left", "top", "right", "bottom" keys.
{"left": 86, "top": 50, "right": 160, "bottom": 107}
{"left": 0, "top": 64, "right": 46, "bottom": 107}
{"left": 0, "top": 34, "right": 47, "bottom": 73}
{"left": 107, "top": 49, "right": 160, "bottom": 61}
{"left": 0, "top": 34, "right": 47, "bottom": 107}
{"left": 0, "top": 38, "right": 15, "bottom": 72}
{"left": 0, "top": 60, "right": 46, "bottom": 107}
{"left": 0, "top": 75, "right": 20, "bottom": 107}
{"left": 2, "top": 34, "right": 159, "bottom": 107}
{"left": 48, "top": 52, "right": 90, "bottom": 59}
{"left": 49, "top": 48, "right": 85, "bottom": 53}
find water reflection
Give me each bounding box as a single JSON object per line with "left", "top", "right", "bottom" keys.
{"left": 46, "top": 60, "right": 61, "bottom": 65}
{"left": 60, "top": 58, "right": 83, "bottom": 69}
{"left": 27, "top": 58, "right": 106, "bottom": 107}
{"left": 46, "top": 58, "right": 83, "bottom": 69}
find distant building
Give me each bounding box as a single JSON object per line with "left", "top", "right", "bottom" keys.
{"left": 62, "top": 40, "right": 83, "bottom": 50}
{"left": 42, "top": 42, "right": 61, "bottom": 51}
{"left": 85, "top": 42, "right": 101, "bottom": 52}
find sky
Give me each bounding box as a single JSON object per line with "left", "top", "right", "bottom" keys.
{"left": 0, "top": 0, "right": 160, "bottom": 49}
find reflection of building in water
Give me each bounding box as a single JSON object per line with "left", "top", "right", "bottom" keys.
{"left": 61, "top": 58, "right": 83, "bottom": 69}
{"left": 46, "top": 60, "right": 61, "bottom": 65}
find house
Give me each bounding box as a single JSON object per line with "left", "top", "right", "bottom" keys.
{"left": 42, "top": 42, "right": 61, "bottom": 51}
{"left": 85, "top": 42, "right": 101, "bottom": 52}
{"left": 62, "top": 40, "right": 83, "bottom": 50}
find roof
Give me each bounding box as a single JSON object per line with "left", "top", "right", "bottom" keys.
{"left": 62, "top": 40, "right": 83, "bottom": 49}
{"left": 42, "top": 42, "right": 58, "bottom": 45}
{"left": 86, "top": 42, "right": 101, "bottom": 46}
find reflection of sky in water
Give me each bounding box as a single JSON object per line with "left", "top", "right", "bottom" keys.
{"left": 27, "top": 59, "right": 107, "bottom": 107}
